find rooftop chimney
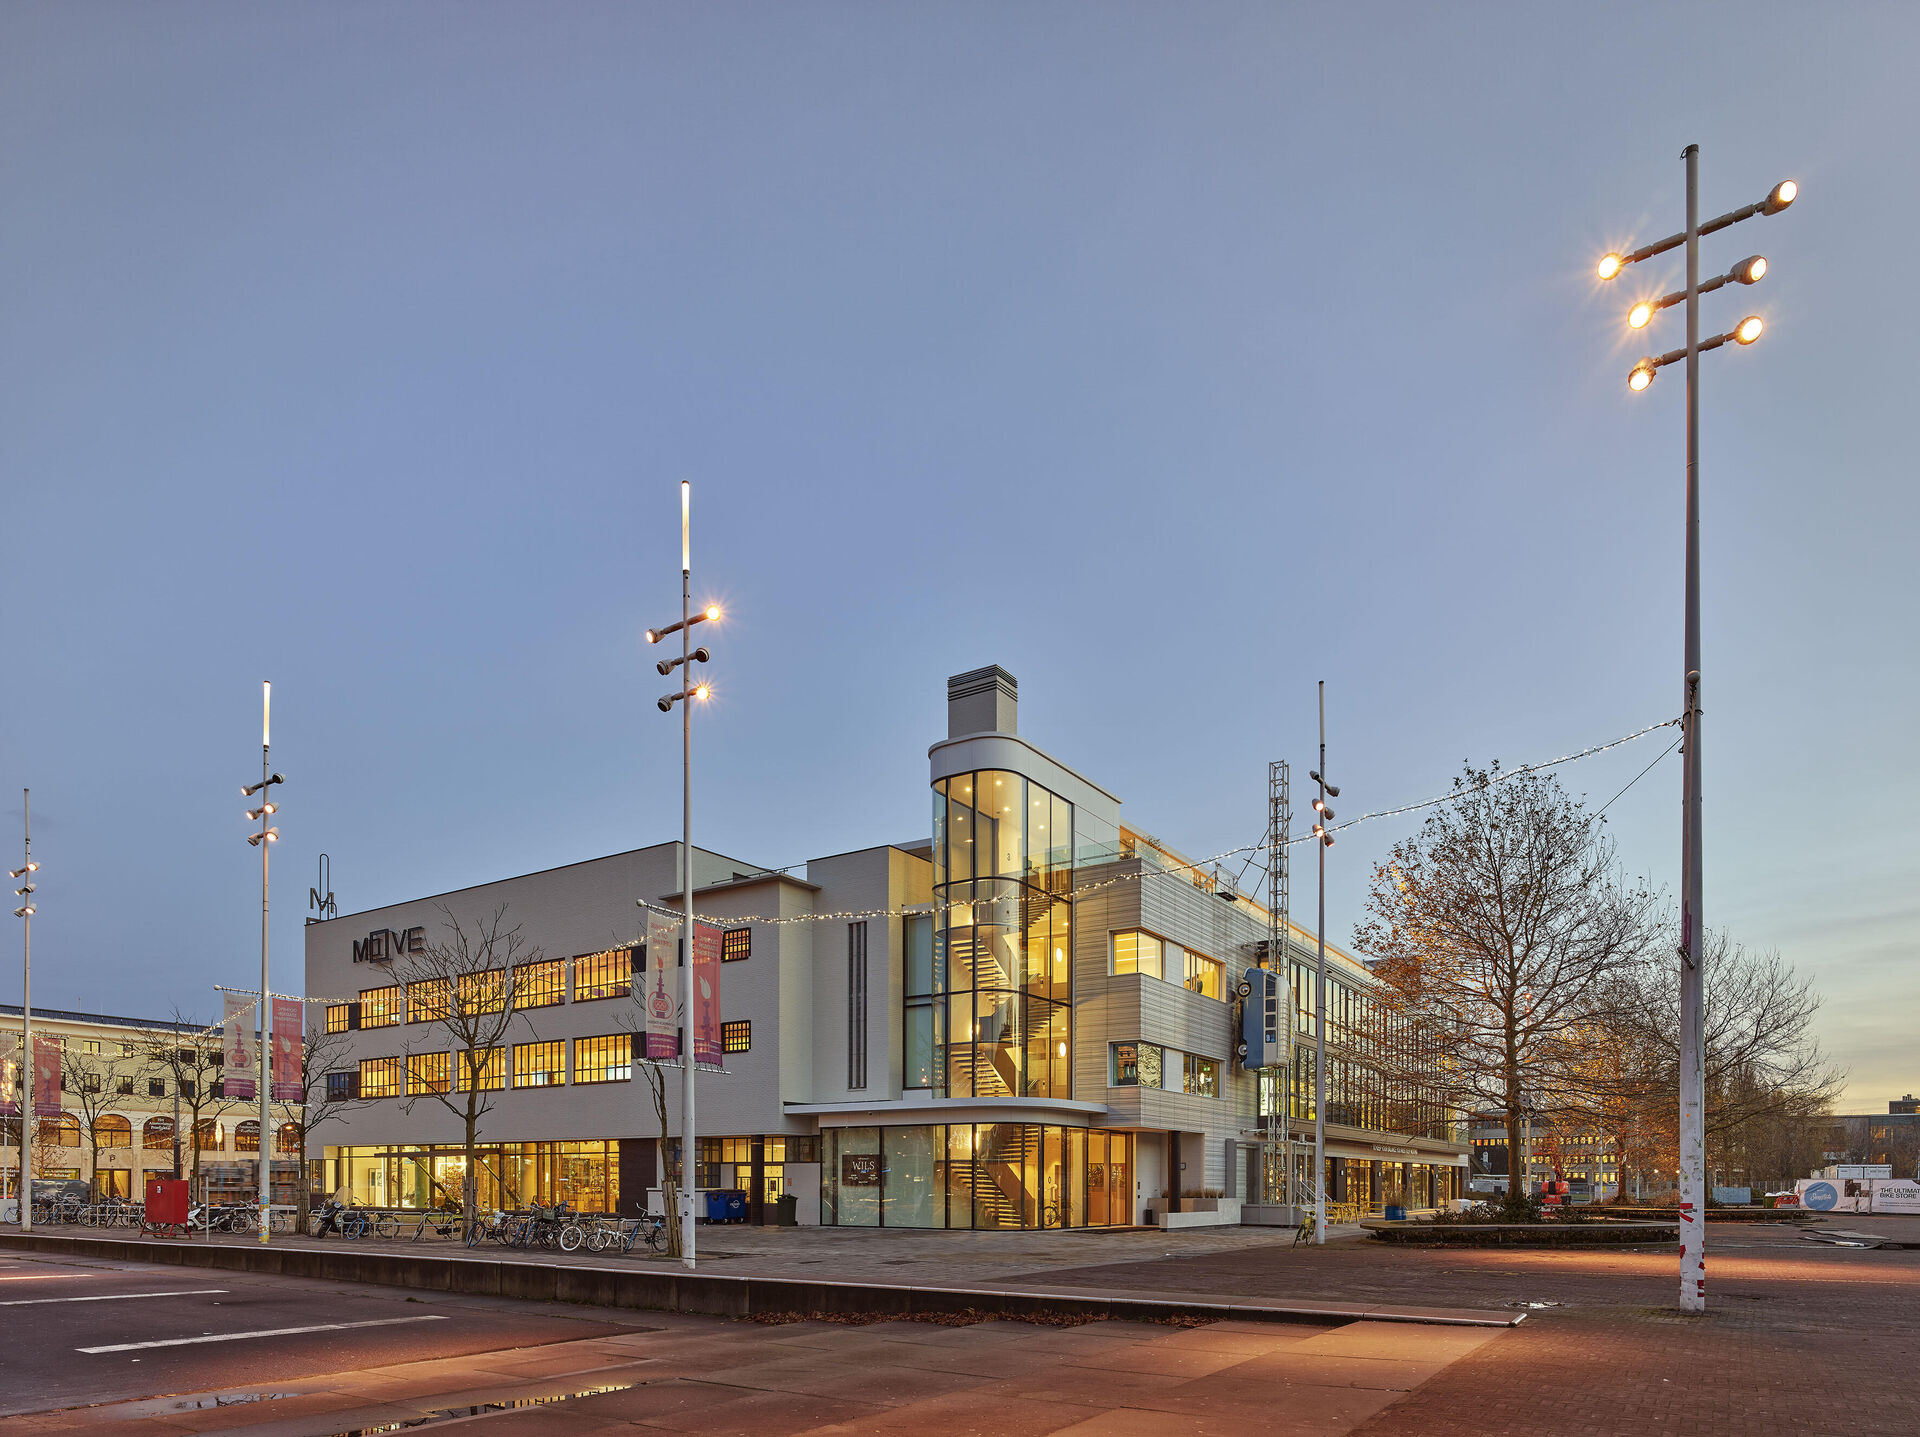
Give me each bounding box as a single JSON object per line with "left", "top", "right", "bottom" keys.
{"left": 947, "top": 666, "right": 1018, "bottom": 738}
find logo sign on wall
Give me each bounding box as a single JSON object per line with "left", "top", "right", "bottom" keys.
{"left": 643, "top": 912, "right": 681, "bottom": 1061}
{"left": 352, "top": 927, "right": 424, "bottom": 964}
{"left": 223, "top": 993, "right": 257, "bottom": 1101}
{"left": 842, "top": 1153, "right": 880, "bottom": 1187}
{"left": 1801, "top": 1180, "right": 1839, "bottom": 1211}
{"left": 271, "top": 998, "right": 303, "bottom": 1101}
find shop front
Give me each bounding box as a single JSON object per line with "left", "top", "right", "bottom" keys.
{"left": 822, "top": 1123, "right": 1135, "bottom": 1228}
{"left": 322, "top": 1140, "right": 622, "bottom": 1214}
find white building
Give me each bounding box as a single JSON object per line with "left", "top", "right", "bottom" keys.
{"left": 305, "top": 667, "right": 1467, "bottom": 1227}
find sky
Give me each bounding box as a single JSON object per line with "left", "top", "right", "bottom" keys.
{"left": 3, "top": 4, "right": 1915, "bottom": 1111}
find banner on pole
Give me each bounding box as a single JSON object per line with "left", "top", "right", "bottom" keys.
{"left": 33, "top": 1034, "right": 62, "bottom": 1116}
{"left": 271, "top": 998, "right": 303, "bottom": 1102}
{"left": 0, "top": 1030, "right": 19, "bottom": 1116}
{"left": 692, "top": 921, "right": 723, "bottom": 1068}
{"left": 642, "top": 911, "right": 681, "bottom": 1061}
{"left": 223, "top": 993, "right": 257, "bottom": 1101}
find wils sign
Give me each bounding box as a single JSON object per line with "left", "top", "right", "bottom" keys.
{"left": 353, "top": 926, "right": 424, "bottom": 963}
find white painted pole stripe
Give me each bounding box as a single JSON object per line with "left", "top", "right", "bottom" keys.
{"left": 2, "top": 1289, "right": 227, "bottom": 1306}
{"left": 79, "top": 1314, "right": 447, "bottom": 1354}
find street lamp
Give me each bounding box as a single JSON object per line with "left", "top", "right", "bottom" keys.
{"left": 1596, "top": 146, "right": 1797, "bottom": 1315}
{"left": 1307, "top": 683, "right": 1340, "bottom": 1244}
{"left": 241, "top": 683, "right": 284, "bottom": 1243}
{"left": 10, "top": 791, "right": 37, "bottom": 1230}
{"left": 643, "top": 479, "right": 719, "bottom": 1270}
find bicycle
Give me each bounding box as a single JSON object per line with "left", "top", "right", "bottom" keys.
{"left": 1293, "top": 1208, "right": 1318, "bottom": 1247}
{"left": 625, "top": 1214, "right": 668, "bottom": 1255}
{"left": 464, "top": 1209, "right": 512, "bottom": 1248}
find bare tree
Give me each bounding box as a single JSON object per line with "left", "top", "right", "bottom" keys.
{"left": 617, "top": 996, "right": 683, "bottom": 1258}
{"left": 392, "top": 905, "right": 539, "bottom": 1227}
{"left": 139, "top": 1014, "right": 237, "bottom": 1196}
{"left": 61, "top": 1043, "right": 134, "bottom": 1200}
{"left": 270, "top": 1019, "right": 370, "bottom": 1232}
{"left": 1357, "top": 763, "right": 1660, "bottom": 1205}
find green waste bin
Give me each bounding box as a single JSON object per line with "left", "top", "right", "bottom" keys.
{"left": 773, "top": 1193, "right": 798, "bottom": 1227}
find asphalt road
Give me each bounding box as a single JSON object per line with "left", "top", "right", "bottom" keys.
{"left": 0, "top": 1250, "right": 642, "bottom": 1419}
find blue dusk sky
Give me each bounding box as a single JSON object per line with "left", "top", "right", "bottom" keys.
{"left": 3, "top": 4, "right": 1915, "bottom": 1109}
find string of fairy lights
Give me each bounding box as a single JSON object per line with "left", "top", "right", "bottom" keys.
{"left": 630, "top": 714, "right": 1683, "bottom": 934}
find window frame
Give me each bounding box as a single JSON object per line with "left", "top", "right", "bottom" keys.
{"left": 722, "top": 927, "right": 751, "bottom": 962}
{"left": 512, "top": 1040, "right": 567, "bottom": 1089}
{"left": 722, "top": 1020, "right": 751, "bottom": 1054}
{"left": 572, "top": 948, "right": 636, "bottom": 1003}
{"left": 572, "top": 1033, "right": 632, "bottom": 1085}
{"left": 360, "top": 986, "right": 403, "bottom": 1029}
{"left": 358, "top": 1056, "right": 404, "bottom": 1099}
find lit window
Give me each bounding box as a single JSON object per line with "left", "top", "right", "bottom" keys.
{"left": 358, "top": 1056, "right": 404, "bottom": 1099}
{"left": 722, "top": 928, "right": 751, "bottom": 962}
{"left": 406, "top": 1051, "right": 451, "bottom": 1095}
{"left": 454, "top": 1047, "right": 506, "bottom": 1091}
{"left": 1110, "top": 931, "right": 1164, "bottom": 980}
{"left": 515, "top": 960, "right": 566, "bottom": 1009}
{"left": 406, "top": 979, "right": 452, "bottom": 1024}
{"left": 457, "top": 970, "right": 508, "bottom": 1016}
{"left": 360, "top": 986, "right": 403, "bottom": 1028}
{"left": 325, "top": 1004, "right": 350, "bottom": 1034}
{"left": 573, "top": 948, "right": 636, "bottom": 1002}
{"left": 723, "top": 1020, "right": 751, "bottom": 1054}
{"left": 573, "top": 1034, "right": 632, "bottom": 1084}
{"left": 1183, "top": 950, "right": 1224, "bottom": 1000}
{"left": 1184, "top": 1053, "right": 1219, "bottom": 1098}
{"left": 513, "top": 1041, "right": 566, "bottom": 1087}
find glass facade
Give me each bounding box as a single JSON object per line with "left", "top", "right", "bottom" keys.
{"left": 923, "top": 771, "right": 1073, "bottom": 1099}
{"left": 822, "top": 1124, "right": 1133, "bottom": 1228}
{"left": 327, "top": 1140, "right": 620, "bottom": 1214}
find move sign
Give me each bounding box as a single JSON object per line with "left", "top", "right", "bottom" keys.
{"left": 353, "top": 926, "right": 424, "bottom": 963}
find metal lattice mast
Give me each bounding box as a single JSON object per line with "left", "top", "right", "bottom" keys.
{"left": 1267, "top": 760, "right": 1290, "bottom": 1203}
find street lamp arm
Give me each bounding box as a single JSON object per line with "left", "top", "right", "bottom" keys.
{"left": 1600, "top": 181, "right": 1796, "bottom": 277}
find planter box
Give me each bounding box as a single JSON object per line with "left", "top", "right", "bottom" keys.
{"left": 1181, "top": 1198, "right": 1242, "bottom": 1220}
{"left": 1364, "top": 1219, "right": 1676, "bottom": 1246}
{"left": 1157, "top": 1208, "right": 1239, "bottom": 1230}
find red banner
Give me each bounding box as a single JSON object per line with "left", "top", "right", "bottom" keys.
{"left": 642, "top": 912, "right": 681, "bottom": 1061}
{"left": 271, "top": 998, "right": 303, "bottom": 1101}
{"left": 33, "top": 1034, "right": 62, "bottom": 1117}
{"left": 692, "top": 922, "right": 723, "bottom": 1068}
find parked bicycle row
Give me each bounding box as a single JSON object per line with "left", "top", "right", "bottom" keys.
{"left": 308, "top": 1199, "right": 670, "bottom": 1256}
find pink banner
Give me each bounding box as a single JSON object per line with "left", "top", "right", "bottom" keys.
{"left": 692, "top": 922, "right": 723, "bottom": 1068}
{"left": 642, "top": 911, "right": 680, "bottom": 1061}
{"left": 0, "top": 1030, "right": 19, "bottom": 1116}
{"left": 271, "top": 998, "right": 303, "bottom": 1102}
{"left": 33, "top": 1034, "right": 62, "bottom": 1117}
{"left": 222, "top": 993, "right": 257, "bottom": 1101}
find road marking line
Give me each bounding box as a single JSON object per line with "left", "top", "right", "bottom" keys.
{"left": 3, "top": 1289, "right": 228, "bottom": 1306}
{"left": 80, "top": 1314, "right": 446, "bottom": 1353}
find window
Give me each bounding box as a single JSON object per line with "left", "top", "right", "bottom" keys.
{"left": 513, "top": 1041, "right": 566, "bottom": 1088}
{"left": 515, "top": 959, "right": 565, "bottom": 1009}
{"left": 359, "top": 1056, "right": 404, "bottom": 1099}
{"left": 83, "top": 1074, "right": 102, "bottom": 1093}
{"left": 148, "top": 1079, "right": 165, "bottom": 1098}
{"left": 407, "top": 979, "right": 452, "bottom": 1024}
{"left": 361, "top": 986, "right": 403, "bottom": 1029}
{"left": 325, "top": 1071, "right": 356, "bottom": 1103}
{"left": 1183, "top": 1053, "right": 1219, "bottom": 1098}
{"left": 573, "top": 948, "right": 634, "bottom": 1002}
{"left": 180, "top": 1078, "right": 196, "bottom": 1100}
{"left": 454, "top": 1047, "right": 506, "bottom": 1091}
{"left": 457, "top": 969, "right": 507, "bottom": 1017}
{"left": 1183, "top": 950, "right": 1224, "bottom": 1000}
{"left": 723, "top": 1020, "right": 751, "bottom": 1054}
{"left": 325, "top": 1004, "right": 351, "bottom": 1034}
{"left": 573, "top": 1034, "right": 631, "bottom": 1084}
{"left": 39, "top": 1113, "right": 81, "bottom": 1147}
{"left": 115, "top": 1076, "right": 134, "bottom": 1096}
{"left": 1111, "top": 1042, "right": 1163, "bottom": 1088}
{"left": 1110, "top": 931, "right": 1164, "bottom": 980}
{"left": 96, "top": 1114, "right": 132, "bottom": 1148}
{"left": 848, "top": 922, "right": 868, "bottom": 1090}
{"left": 722, "top": 927, "right": 751, "bottom": 961}
{"left": 82, "top": 1039, "right": 102, "bottom": 1054}
{"left": 142, "top": 1116, "right": 175, "bottom": 1150}
{"left": 406, "top": 1051, "right": 451, "bottom": 1095}
{"left": 121, "top": 1041, "right": 137, "bottom": 1057}
{"left": 234, "top": 1120, "right": 259, "bottom": 1153}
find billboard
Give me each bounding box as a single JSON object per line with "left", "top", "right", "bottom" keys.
{"left": 642, "top": 911, "right": 681, "bottom": 1061}
{"left": 1870, "top": 1178, "right": 1920, "bottom": 1214}
{"left": 223, "top": 993, "right": 257, "bottom": 1101}
{"left": 0, "top": 1030, "right": 17, "bottom": 1116}
{"left": 271, "top": 998, "right": 303, "bottom": 1102}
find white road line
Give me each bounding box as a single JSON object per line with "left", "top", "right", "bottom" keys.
{"left": 80, "top": 1314, "right": 447, "bottom": 1354}
{"left": 2, "top": 1289, "right": 228, "bottom": 1306}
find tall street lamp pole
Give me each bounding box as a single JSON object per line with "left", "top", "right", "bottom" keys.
{"left": 11, "top": 790, "right": 39, "bottom": 1229}
{"left": 1598, "top": 151, "right": 1796, "bottom": 1314}
{"left": 1308, "top": 684, "right": 1339, "bottom": 1244}
{"left": 243, "top": 683, "right": 285, "bottom": 1244}
{"left": 645, "top": 481, "right": 718, "bottom": 1270}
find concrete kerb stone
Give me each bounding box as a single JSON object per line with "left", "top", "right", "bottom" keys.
{"left": 0, "top": 1231, "right": 1522, "bottom": 1329}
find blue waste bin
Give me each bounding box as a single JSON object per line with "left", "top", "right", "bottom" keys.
{"left": 1384, "top": 1204, "right": 1407, "bottom": 1221}
{"left": 703, "top": 1190, "right": 728, "bottom": 1223}
{"left": 722, "top": 1189, "right": 748, "bottom": 1224}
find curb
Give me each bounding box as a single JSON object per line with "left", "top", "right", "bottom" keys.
{"left": 0, "top": 1231, "right": 1524, "bottom": 1329}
